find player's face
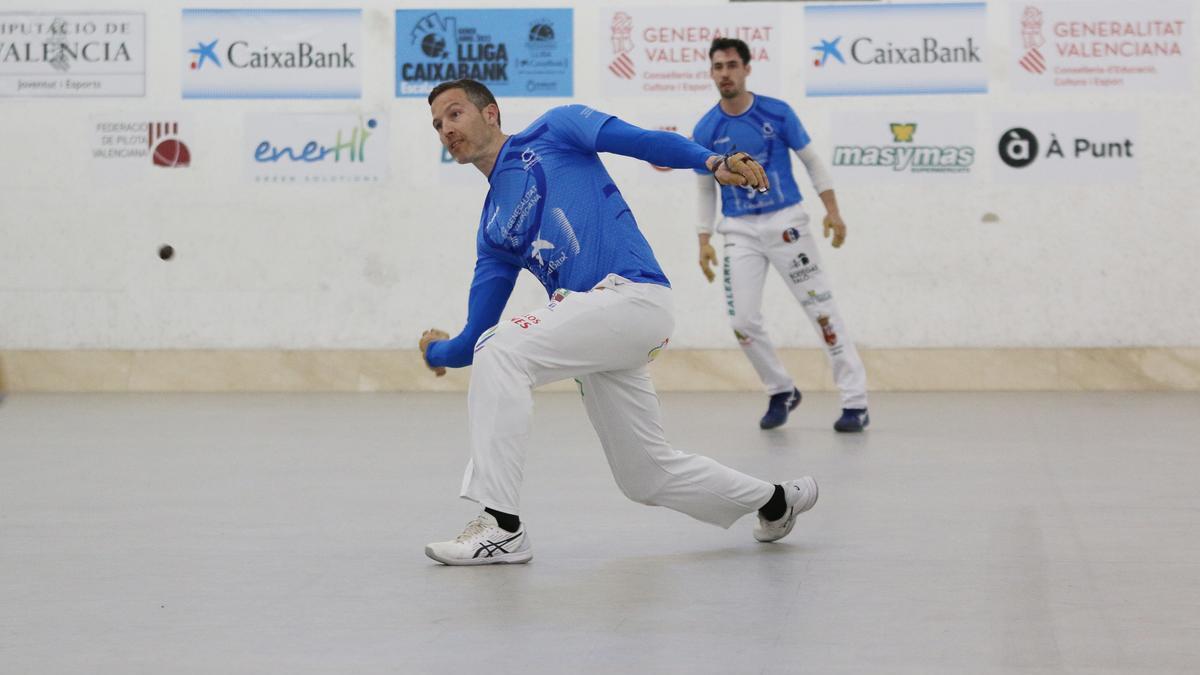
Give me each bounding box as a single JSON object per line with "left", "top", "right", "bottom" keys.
{"left": 710, "top": 48, "right": 751, "bottom": 99}
{"left": 430, "top": 88, "right": 498, "bottom": 165}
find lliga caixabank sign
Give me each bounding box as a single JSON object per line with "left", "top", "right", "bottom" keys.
{"left": 182, "top": 9, "right": 362, "bottom": 99}
{"left": 806, "top": 2, "right": 988, "bottom": 97}
{"left": 395, "top": 9, "right": 572, "bottom": 97}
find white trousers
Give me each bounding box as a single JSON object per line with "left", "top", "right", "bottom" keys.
{"left": 462, "top": 274, "right": 775, "bottom": 528}
{"left": 720, "top": 204, "right": 869, "bottom": 408}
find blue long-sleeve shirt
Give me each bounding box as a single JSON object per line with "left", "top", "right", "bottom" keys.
{"left": 692, "top": 94, "right": 810, "bottom": 217}
{"left": 425, "top": 107, "right": 715, "bottom": 368}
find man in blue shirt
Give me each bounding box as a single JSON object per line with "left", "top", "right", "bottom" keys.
{"left": 693, "top": 38, "right": 870, "bottom": 433}
{"left": 418, "top": 79, "right": 819, "bottom": 565}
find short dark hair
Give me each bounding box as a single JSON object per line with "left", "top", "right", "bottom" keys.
{"left": 709, "top": 38, "right": 751, "bottom": 65}
{"left": 427, "top": 79, "right": 501, "bottom": 126}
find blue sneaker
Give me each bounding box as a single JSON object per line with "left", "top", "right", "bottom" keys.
{"left": 759, "top": 387, "right": 802, "bottom": 430}
{"left": 834, "top": 408, "right": 869, "bottom": 432}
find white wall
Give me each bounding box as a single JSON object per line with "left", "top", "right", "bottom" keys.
{"left": 2, "top": 0, "right": 1197, "bottom": 351}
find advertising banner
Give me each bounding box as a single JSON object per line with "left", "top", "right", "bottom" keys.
{"left": 245, "top": 113, "right": 387, "bottom": 184}
{"left": 396, "top": 9, "right": 573, "bottom": 98}
{"left": 830, "top": 111, "right": 978, "bottom": 183}
{"left": 182, "top": 9, "right": 361, "bottom": 99}
{"left": 993, "top": 112, "right": 1138, "bottom": 183}
{"left": 598, "top": 6, "right": 781, "bottom": 97}
{"left": 1011, "top": 1, "right": 1192, "bottom": 92}
{"left": 0, "top": 12, "right": 144, "bottom": 97}
{"left": 805, "top": 2, "right": 988, "bottom": 97}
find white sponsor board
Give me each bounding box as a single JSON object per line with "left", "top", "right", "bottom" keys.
{"left": 992, "top": 112, "right": 1138, "bottom": 184}
{"left": 1011, "top": 1, "right": 1193, "bottom": 92}
{"left": 829, "top": 112, "right": 978, "bottom": 183}
{"left": 0, "top": 12, "right": 145, "bottom": 97}
{"left": 806, "top": 2, "right": 988, "bottom": 97}
{"left": 182, "top": 9, "right": 361, "bottom": 99}
{"left": 245, "top": 113, "right": 387, "bottom": 184}
{"left": 599, "top": 6, "right": 781, "bottom": 97}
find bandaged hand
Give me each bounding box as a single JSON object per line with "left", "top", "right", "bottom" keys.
{"left": 708, "top": 152, "right": 770, "bottom": 193}
{"left": 698, "top": 241, "right": 718, "bottom": 283}
{"left": 419, "top": 328, "right": 450, "bottom": 377}
{"left": 823, "top": 213, "right": 847, "bottom": 248}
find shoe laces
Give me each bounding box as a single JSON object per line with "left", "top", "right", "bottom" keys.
{"left": 768, "top": 389, "right": 797, "bottom": 410}
{"left": 454, "top": 514, "right": 492, "bottom": 542}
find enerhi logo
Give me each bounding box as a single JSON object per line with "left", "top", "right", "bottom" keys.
{"left": 188, "top": 37, "right": 354, "bottom": 70}
{"left": 254, "top": 117, "right": 377, "bottom": 163}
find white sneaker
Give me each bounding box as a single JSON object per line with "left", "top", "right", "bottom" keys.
{"left": 753, "top": 477, "right": 819, "bottom": 543}
{"left": 425, "top": 512, "right": 532, "bottom": 566}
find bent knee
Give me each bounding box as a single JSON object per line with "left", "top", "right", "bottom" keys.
{"left": 620, "top": 484, "right": 660, "bottom": 506}
{"left": 616, "top": 477, "right": 669, "bottom": 506}
{"left": 729, "top": 316, "right": 761, "bottom": 343}
{"left": 471, "top": 332, "right": 531, "bottom": 378}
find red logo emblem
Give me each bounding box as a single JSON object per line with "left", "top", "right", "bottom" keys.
{"left": 817, "top": 314, "right": 838, "bottom": 347}
{"left": 608, "top": 12, "right": 635, "bottom": 79}
{"left": 1018, "top": 6, "right": 1046, "bottom": 74}
{"left": 149, "top": 122, "right": 190, "bottom": 168}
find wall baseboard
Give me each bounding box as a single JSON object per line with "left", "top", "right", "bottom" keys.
{"left": 1, "top": 348, "right": 1197, "bottom": 392}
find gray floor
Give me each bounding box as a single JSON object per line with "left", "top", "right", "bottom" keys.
{"left": 1, "top": 392, "right": 1198, "bottom": 674}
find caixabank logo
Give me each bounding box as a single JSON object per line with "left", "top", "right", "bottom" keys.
{"left": 182, "top": 9, "right": 362, "bottom": 99}
{"left": 399, "top": 12, "right": 497, "bottom": 90}
{"left": 396, "top": 9, "right": 572, "bottom": 98}
{"left": 806, "top": 2, "right": 987, "bottom": 96}
{"left": 186, "top": 38, "right": 353, "bottom": 70}
{"left": 811, "top": 34, "right": 981, "bottom": 68}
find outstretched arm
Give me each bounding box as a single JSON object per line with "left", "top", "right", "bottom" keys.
{"left": 595, "top": 117, "right": 714, "bottom": 170}
{"left": 422, "top": 253, "right": 520, "bottom": 371}
{"left": 595, "top": 117, "right": 769, "bottom": 191}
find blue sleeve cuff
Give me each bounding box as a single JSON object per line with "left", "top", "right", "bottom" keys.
{"left": 425, "top": 253, "right": 519, "bottom": 369}
{"left": 424, "top": 339, "right": 449, "bottom": 368}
